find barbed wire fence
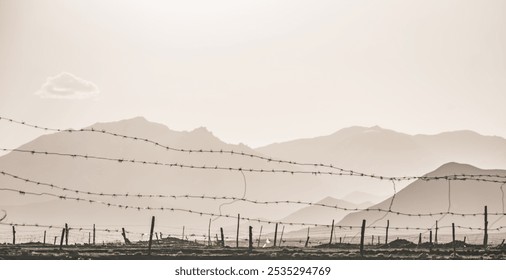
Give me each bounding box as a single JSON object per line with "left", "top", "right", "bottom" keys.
{"left": 1, "top": 116, "right": 506, "bottom": 251}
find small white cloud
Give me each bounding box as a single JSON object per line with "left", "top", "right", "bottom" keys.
{"left": 35, "top": 72, "right": 100, "bottom": 100}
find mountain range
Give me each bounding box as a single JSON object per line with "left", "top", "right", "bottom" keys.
{"left": 1, "top": 117, "right": 506, "bottom": 240}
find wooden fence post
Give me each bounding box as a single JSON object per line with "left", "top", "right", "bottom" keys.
{"left": 220, "top": 227, "right": 225, "bottom": 247}
{"left": 418, "top": 233, "right": 422, "bottom": 245}
{"left": 339, "top": 237, "right": 342, "bottom": 244}
{"left": 12, "top": 226, "right": 15, "bottom": 245}
{"left": 248, "top": 226, "right": 253, "bottom": 251}
{"left": 435, "top": 220, "right": 438, "bottom": 244}
{"left": 257, "top": 226, "right": 263, "bottom": 247}
{"left": 484, "top": 205, "right": 488, "bottom": 249}
{"left": 59, "top": 228, "right": 65, "bottom": 250}
{"left": 236, "top": 213, "right": 240, "bottom": 248}
{"left": 65, "top": 223, "right": 69, "bottom": 246}
{"left": 208, "top": 218, "right": 212, "bottom": 246}
{"left": 88, "top": 232, "right": 91, "bottom": 245}
{"left": 122, "top": 228, "right": 131, "bottom": 244}
{"left": 279, "top": 226, "right": 285, "bottom": 247}
{"left": 429, "top": 230, "right": 433, "bottom": 252}
{"left": 273, "top": 223, "right": 279, "bottom": 247}
{"left": 54, "top": 236, "right": 57, "bottom": 245}
{"left": 452, "top": 222, "right": 456, "bottom": 254}
{"left": 148, "top": 216, "right": 155, "bottom": 256}
{"left": 93, "top": 224, "right": 96, "bottom": 245}
{"left": 329, "top": 219, "right": 335, "bottom": 245}
{"left": 43, "top": 230, "right": 46, "bottom": 246}
{"left": 377, "top": 236, "right": 380, "bottom": 245}
{"left": 385, "top": 220, "right": 389, "bottom": 245}
{"left": 304, "top": 227, "right": 310, "bottom": 247}
{"left": 182, "top": 226, "right": 185, "bottom": 240}
{"left": 360, "top": 219, "right": 366, "bottom": 257}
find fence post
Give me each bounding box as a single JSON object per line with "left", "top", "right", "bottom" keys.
{"left": 377, "top": 236, "right": 380, "bottom": 245}
{"left": 279, "top": 226, "right": 285, "bottom": 247}
{"left": 304, "top": 227, "right": 310, "bottom": 247}
{"left": 148, "top": 216, "right": 155, "bottom": 256}
{"left": 248, "top": 226, "right": 253, "bottom": 252}
{"left": 329, "top": 219, "right": 335, "bottom": 245}
{"left": 484, "top": 205, "right": 488, "bottom": 249}
{"left": 236, "top": 213, "right": 240, "bottom": 248}
{"left": 122, "top": 228, "right": 130, "bottom": 244}
{"left": 435, "top": 220, "right": 438, "bottom": 244}
{"left": 360, "top": 220, "right": 366, "bottom": 257}
{"left": 54, "top": 236, "right": 57, "bottom": 245}
{"left": 385, "top": 220, "right": 389, "bottom": 245}
{"left": 208, "top": 218, "right": 212, "bottom": 246}
{"left": 43, "top": 230, "right": 46, "bottom": 246}
{"left": 220, "top": 227, "right": 225, "bottom": 247}
{"left": 59, "top": 228, "right": 65, "bottom": 250}
{"left": 12, "top": 226, "right": 15, "bottom": 245}
{"left": 88, "top": 232, "right": 91, "bottom": 245}
{"left": 93, "top": 224, "right": 96, "bottom": 245}
{"left": 273, "top": 223, "right": 279, "bottom": 247}
{"left": 257, "top": 226, "right": 263, "bottom": 247}
{"left": 339, "top": 237, "right": 342, "bottom": 244}
{"left": 182, "top": 226, "right": 185, "bottom": 240}
{"left": 155, "top": 232, "right": 159, "bottom": 241}
{"left": 65, "top": 223, "right": 69, "bottom": 246}
{"left": 452, "top": 222, "right": 456, "bottom": 254}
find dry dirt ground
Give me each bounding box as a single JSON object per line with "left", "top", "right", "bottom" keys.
{"left": 1, "top": 238, "right": 505, "bottom": 260}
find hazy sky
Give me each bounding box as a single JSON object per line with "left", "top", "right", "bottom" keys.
{"left": 0, "top": 0, "right": 505, "bottom": 148}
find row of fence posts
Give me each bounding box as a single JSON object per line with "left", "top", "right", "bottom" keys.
{"left": 5, "top": 206, "right": 493, "bottom": 255}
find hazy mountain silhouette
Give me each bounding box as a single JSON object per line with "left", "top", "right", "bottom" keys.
{"left": 337, "top": 163, "right": 506, "bottom": 231}
{"left": 1, "top": 118, "right": 506, "bottom": 236}
{"left": 0, "top": 117, "right": 323, "bottom": 230}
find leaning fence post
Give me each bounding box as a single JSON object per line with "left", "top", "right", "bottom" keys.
{"left": 148, "top": 216, "right": 155, "bottom": 256}
{"left": 122, "top": 228, "right": 130, "bottom": 244}
{"left": 220, "top": 227, "right": 225, "bottom": 247}
{"left": 273, "top": 223, "right": 279, "bottom": 247}
{"left": 12, "top": 226, "right": 15, "bottom": 245}
{"left": 484, "top": 205, "right": 488, "bottom": 249}
{"left": 236, "top": 213, "right": 240, "bottom": 248}
{"left": 329, "top": 219, "right": 335, "bottom": 245}
{"left": 257, "top": 226, "right": 263, "bottom": 247}
{"left": 360, "top": 220, "right": 366, "bottom": 257}
{"left": 305, "top": 227, "right": 310, "bottom": 247}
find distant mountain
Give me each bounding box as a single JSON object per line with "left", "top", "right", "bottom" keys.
{"left": 256, "top": 126, "right": 506, "bottom": 197}
{"left": 337, "top": 163, "right": 506, "bottom": 231}
{"left": 0, "top": 117, "right": 324, "bottom": 231}
{"left": 280, "top": 196, "right": 373, "bottom": 225}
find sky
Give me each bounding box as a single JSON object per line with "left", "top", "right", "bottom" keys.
{"left": 0, "top": 0, "right": 505, "bottom": 149}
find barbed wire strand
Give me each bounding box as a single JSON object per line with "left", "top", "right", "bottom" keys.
{"left": 3, "top": 116, "right": 506, "bottom": 182}
{"left": 2, "top": 171, "right": 506, "bottom": 217}
{"left": 2, "top": 148, "right": 506, "bottom": 184}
